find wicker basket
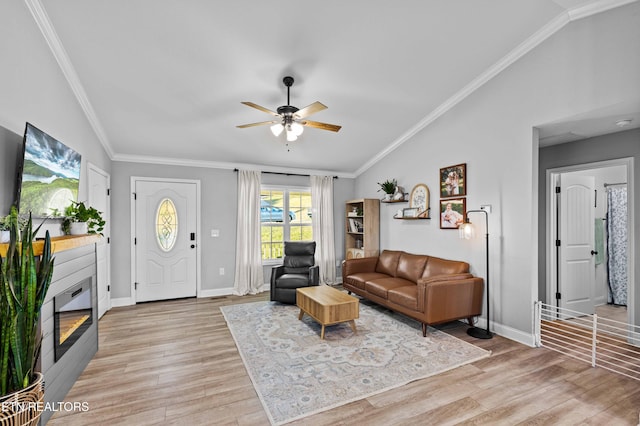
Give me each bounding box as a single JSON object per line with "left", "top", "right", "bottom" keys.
{"left": 0, "top": 373, "right": 45, "bottom": 426}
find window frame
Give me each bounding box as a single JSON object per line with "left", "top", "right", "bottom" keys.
{"left": 261, "top": 184, "right": 312, "bottom": 265}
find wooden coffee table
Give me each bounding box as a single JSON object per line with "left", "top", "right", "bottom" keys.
{"left": 296, "top": 286, "right": 359, "bottom": 339}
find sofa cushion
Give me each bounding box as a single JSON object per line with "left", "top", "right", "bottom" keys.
{"left": 375, "top": 250, "right": 402, "bottom": 276}
{"left": 365, "top": 277, "right": 413, "bottom": 299}
{"left": 422, "top": 256, "right": 469, "bottom": 278}
{"left": 344, "top": 272, "right": 389, "bottom": 290}
{"left": 388, "top": 286, "right": 418, "bottom": 311}
{"left": 396, "top": 253, "right": 428, "bottom": 283}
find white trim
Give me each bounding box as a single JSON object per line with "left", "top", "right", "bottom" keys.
{"left": 567, "top": 0, "right": 639, "bottom": 20}
{"left": 24, "top": 0, "right": 114, "bottom": 158}
{"left": 130, "top": 176, "right": 202, "bottom": 303}
{"left": 110, "top": 297, "right": 134, "bottom": 308}
{"left": 545, "top": 157, "right": 635, "bottom": 325}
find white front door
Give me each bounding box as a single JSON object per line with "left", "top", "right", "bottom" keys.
{"left": 88, "top": 164, "right": 111, "bottom": 319}
{"left": 559, "top": 174, "right": 596, "bottom": 314}
{"left": 134, "top": 179, "right": 198, "bottom": 302}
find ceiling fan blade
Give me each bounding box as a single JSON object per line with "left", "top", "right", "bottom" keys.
{"left": 236, "top": 120, "right": 279, "bottom": 128}
{"left": 241, "top": 101, "right": 279, "bottom": 116}
{"left": 301, "top": 120, "right": 342, "bottom": 132}
{"left": 294, "top": 101, "right": 327, "bottom": 119}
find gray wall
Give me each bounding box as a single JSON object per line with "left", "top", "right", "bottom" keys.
{"left": 110, "top": 161, "right": 355, "bottom": 299}
{"left": 538, "top": 128, "right": 640, "bottom": 322}
{"left": 0, "top": 126, "right": 22, "bottom": 215}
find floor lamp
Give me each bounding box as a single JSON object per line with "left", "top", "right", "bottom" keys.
{"left": 459, "top": 209, "right": 493, "bottom": 339}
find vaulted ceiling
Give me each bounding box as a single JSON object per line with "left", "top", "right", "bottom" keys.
{"left": 28, "top": 0, "right": 639, "bottom": 176}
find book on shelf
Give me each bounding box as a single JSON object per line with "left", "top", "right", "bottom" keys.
{"left": 348, "top": 218, "right": 363, "bottom": 233}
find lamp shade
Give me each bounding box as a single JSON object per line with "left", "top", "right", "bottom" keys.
{"left": 290, "top": 121, "right": 304, "bottom": 136}
{"left": 270, "top": 123, "right": 284, "bottom": 137}
{"left": 459, "top": 221, "right": 474, "bottom": 239}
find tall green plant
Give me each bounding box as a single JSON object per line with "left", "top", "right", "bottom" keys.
{"left": 0, "top": 207, "right": 54, "bottom": 395}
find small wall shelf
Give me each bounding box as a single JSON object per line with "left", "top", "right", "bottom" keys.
{"left": 381, "top": 199, "right": 408, "bottom": 204}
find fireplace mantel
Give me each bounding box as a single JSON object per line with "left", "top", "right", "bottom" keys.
{"left": 0, "top": 234, "right": 101, "bottom": 257}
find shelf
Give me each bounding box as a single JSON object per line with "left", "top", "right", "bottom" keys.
{"left": 393, "top": 215, "right": 431, "bottom": 220}
{"left": 381, "top": 199, "right": 407, "bottom": 203}
{"left": 0, "top": 234, "right": 101, "bottom": 257}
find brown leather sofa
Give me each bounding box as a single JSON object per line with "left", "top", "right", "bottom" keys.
{"left": 342, "top": 250, "right": 484, "bottom": 336}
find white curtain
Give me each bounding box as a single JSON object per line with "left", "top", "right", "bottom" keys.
{"left": 311, "top": 175, "right": 336, "bottom": 284}
{"left": 233, "top": 170, "right": 264, "bottom": 295}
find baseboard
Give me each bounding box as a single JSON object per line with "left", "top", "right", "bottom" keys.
{"left": 471, "top": 318, "right": 535, "bottom": 347}
{"left": 110, "top": 297, "right": 134, "bottom": 307}
{"left": 198, "top": 283, "right": 270, "bottom": 298}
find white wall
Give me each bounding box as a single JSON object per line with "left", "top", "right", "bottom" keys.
{"left": 354, "top": 3, "right": 640, "bottom": 342}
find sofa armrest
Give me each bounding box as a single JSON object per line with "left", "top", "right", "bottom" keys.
{"left": 270, "top": 265, "right": 285, "bottom": 293}
{"left": 342, "top": 256, "right": 379, "bottom": 279}
{"left": 309, "top": 265, "right": 320, "bottom": 286}
{"left": 416, "top": 277, "right": 484, "bottom": 322}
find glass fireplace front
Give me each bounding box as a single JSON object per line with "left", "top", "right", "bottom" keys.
{"left": 54, "top": 278, "right": 93, "bottom": 361}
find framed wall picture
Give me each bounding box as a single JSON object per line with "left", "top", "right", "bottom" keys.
{"left": 402, "top": 207, "right": 419, "bottom": 218}
{"left": 409, "top": 183, "right": 430, "bottom": 216}
{"left": 440, "top": 198, "right": 466, "bottom": 229}
{"left": 439, "top": 163, "right": 467, "bottom": 198}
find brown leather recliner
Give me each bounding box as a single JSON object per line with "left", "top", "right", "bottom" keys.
{"left": 342, "top": 250, "right": 484, "bottom": 336}
{"left": 270, "top": 241, "right": 319, "bottom": 304}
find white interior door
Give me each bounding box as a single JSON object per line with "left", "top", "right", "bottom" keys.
{"left": 88, "top": 164, "right": 110, "bottom": 319}
{"left": 135, "top": 179, "right": 198, "bottom": 302}
{"left": 559, "top": 174, "right": 596, "bottom": 314}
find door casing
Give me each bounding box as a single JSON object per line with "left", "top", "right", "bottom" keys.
{"left": 546, "top": 158, "right": 635, "bottom": 324}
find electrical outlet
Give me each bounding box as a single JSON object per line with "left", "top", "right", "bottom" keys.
{"left": 219, "top": 267, "right": 225, "bottom": 275}
{"left": 480, "top": 205, "right": 492, "bottom": 214}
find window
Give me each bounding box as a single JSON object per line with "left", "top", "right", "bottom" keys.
{"left": 156, "top": 198, "right": 178, "bottom": 252}
{"left": 261, "top": 187, "right": 312, "bottom": 261}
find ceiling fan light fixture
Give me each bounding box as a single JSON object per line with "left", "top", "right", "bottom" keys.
{"left": 286, "top": 130, "right": 298, "bottom": 142}
{"left": 291, "top": 121, "right": 304, "bottom": 136}
{"left": 270, "top": 123, "right": 284, "bottom": 136}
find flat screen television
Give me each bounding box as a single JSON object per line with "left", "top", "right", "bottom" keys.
{"left": 16, "top": 123, "right": 81, "bottom": 217}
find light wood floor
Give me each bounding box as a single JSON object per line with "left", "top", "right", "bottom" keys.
{"left": 48, "top": 293, "right": 640, "bottom": 425}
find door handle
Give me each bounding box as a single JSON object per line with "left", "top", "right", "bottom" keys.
{"left": 590, "top": 250, "right": 598, "bottom": 255}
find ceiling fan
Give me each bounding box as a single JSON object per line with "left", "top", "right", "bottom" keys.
{"left": 237, "top": 76, "right": 341, "bottom": 142}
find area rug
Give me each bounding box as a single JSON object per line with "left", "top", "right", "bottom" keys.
{"left": 221, "top": 300, "right": 491, "bottom": 425}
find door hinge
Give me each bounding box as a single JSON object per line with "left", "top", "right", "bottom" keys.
{"left": 555, "top": 239, "right": 561, "bottom": 247}
{"left": 107, "top": 188, "right": 110, "bottom": 196}
{"left": 555, "top": 186, "right": 561, "bottom": 194}
{"left": 134, "top": 237, "right": 137, "bottom": 245}
{"left": 133, "top": 192, "right": 137, "bottom": 200}
{"left": 107, "top": 285, "right": 110, "bottom": 292}
{"left": 135, "top": 282, "right": 138, "bottom": 290}
{"left": 107, "top": 237, "right": 110, "bottom": 244}
{"left": 556, "top": 292, "right": 561, "bottom": 300}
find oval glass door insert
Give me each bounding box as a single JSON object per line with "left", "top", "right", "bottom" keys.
{"left": 156, "top": 198, "right": 178, "bottom": 251}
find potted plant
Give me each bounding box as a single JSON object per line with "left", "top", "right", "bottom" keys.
{"left": 377, "top": 179, "right": 397, "bottom": 201}
{"left": 62, "top": 201, "right": 105, "bottom": 235}
{"left": 0, "top": 206, "right": 54, "bottom": 425}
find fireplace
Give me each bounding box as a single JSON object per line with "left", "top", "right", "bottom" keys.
{"left": 53, "top": 278, "right": 93, "bottom": 362}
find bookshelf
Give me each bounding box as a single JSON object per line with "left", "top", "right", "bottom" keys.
{"left": 345, "top": 198, "right": 379, "bottom": 259}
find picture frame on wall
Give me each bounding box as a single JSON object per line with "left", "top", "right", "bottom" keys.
{"left": 440, "top": 198, "right": 466, "bottom": 229}
{"left": 439, "top": 163, "right": 466, "bottom": 198}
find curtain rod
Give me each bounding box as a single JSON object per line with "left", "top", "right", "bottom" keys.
{"left": 233, "top": 168, "right": 338, "bottom": 179}
{"left": 604, "top": 182, "right": 626, "bottom": 187}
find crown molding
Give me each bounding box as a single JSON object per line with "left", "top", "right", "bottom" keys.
{"left": 112, "top": 153, "right": 357, "bottom": 179}
{"left": 355, "top": 0, "right": 638, "bottom": 177}
{"left": 567, "top": 0, "right": 639, "bottom": 20}
{"left": 24, "top": 0, "right": 115, "bottom": 158}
